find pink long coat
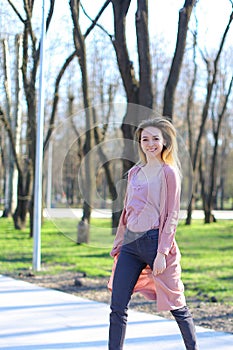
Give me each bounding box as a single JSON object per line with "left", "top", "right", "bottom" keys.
{"left": 108, "top": 164, "right": 186, "bottom": 312}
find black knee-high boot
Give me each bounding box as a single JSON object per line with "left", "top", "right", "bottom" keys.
{"left": 171, "top": 306, "right": 198, "bottom": 350}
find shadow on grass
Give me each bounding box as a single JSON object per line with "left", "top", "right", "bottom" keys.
{"left": 0, "top": 255, "right": 32, "bottom": 264}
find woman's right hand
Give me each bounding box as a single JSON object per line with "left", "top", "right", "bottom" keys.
{"left": 153, "top": 252, "right": 166, "bottom": 275}
{"left": 110, "top": 245, "right": 121, "bottom": 257}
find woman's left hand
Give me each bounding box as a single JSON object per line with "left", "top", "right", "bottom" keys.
{"left": 153, "top": 252, "right": 166, "bottom": 275}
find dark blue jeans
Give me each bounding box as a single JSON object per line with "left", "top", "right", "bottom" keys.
{"left": 109, "top": 228, "right": 159, "bottom": 350}
{"left": 108, "top": 228, "right": 198, "bottom": 350}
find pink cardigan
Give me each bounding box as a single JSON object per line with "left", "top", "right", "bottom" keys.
{"left": 108, "top": 164, "right": 186, "bottom": 311}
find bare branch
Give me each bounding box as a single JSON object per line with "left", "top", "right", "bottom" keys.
{"left": 35, "top": 0, "right": 56, "bottom": 67}
{"left": 135, "top": 0, "right": 153, "bottom": 108}
{"left": 192, "top": 8, "right": 233, "bottom": 171}
{"left": 7, "top": 0, "right": 25, "bottom": 23}
{"left": 43, "top": 50, "right": 77, "bottom": 150}
{"left": 218, "top": 74, "right": 233, "bottom": 122}
{"left": 186, "top": 28, "right": 198, "bottom": 160}
{"left": 44, "top": 1, "right": 112, "bottom": 147}
{"left": 213, "top": 9, "right": 233, "bottom": 79}
{"left": 163, "top": 0, "right": 197, "bottom": 118}
{"left": 82, "top": 0, "right": 112, "bottom": 39}
{"left": 46, "top": 0, "right": 56, "bottom": 32}
{"left": 111, "top": 0, "right": 139, "bottom": 103}
{"left": 23, "top": 0, "right": 37, "bottom": 50}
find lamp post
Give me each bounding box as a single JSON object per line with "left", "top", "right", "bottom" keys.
{"left": 33, "top": 0, "right": 46, "bottom": 271}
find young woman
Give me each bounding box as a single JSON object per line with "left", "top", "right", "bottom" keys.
{"left": 108, "top": 117, "right": 198, "bottom": 350}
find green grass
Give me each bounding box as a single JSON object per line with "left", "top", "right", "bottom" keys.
{"left": 177, "top": 220, "right": 233, "bottom": 303}
{"left": 0, "top": 217, "right": 233, "bottom": 304}
{"left": 0, "top": 217, "right": 113, "bottom": 277}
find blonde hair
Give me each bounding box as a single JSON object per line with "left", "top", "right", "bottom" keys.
{"left": 135, "top": 117, "right": 182, "bottom": 177}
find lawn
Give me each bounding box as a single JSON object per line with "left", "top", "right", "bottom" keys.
{"left": 177, "top": 220, "right": 233, "bottom": 303}
{"left": 0, "top": 217, "right": 232, "bottom": 304}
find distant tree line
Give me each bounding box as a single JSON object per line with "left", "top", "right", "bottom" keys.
{"left": 0, "top": 0, "right": 232, "bottom": 240}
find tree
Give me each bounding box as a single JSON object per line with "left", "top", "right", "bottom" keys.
{"left": 200, "top": 75, "right": 233, "bottom": 222}
{"left": 111, "top": 0, "right": 153, "bottom": 171}
{"left": 1, "top": 38, "right": 14, "bottom": 217}
{"left": 192, "top": 7, "right": 233, "bottom": 223}
{"left": 0, "top": 35, "right": 23, "bottom": 218}
{"left": 69, "top": 0, "right": 95, "bottom": 242}
{"left": 163, "top": 0, "right": 196, "bottom": 119}
{"left": 3, "top": 0, "right": 55, "bottom": 234}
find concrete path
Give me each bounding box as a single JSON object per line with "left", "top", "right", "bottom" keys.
{"left": 1, "top": 275, "right": 233, "bottom": 350}
{"left": 43, "top": 208, "right": 233, "bottom": 220}
{"left": 1, "top": 209, "right": 232, "bottom": 220}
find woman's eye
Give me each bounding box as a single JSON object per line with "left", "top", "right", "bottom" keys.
{"left": 141, "top": 137, "right": 160, "bottom": 142}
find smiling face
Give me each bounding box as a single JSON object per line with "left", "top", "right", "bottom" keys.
{"left": 140, "top": 126, "right": 165, "bottom": 163}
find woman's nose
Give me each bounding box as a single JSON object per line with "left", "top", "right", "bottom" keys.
{"left": 148, "top": 139, "right": 154, "bottom": 145}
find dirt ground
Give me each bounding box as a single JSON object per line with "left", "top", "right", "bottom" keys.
{"left": 17, "top": 271, "right": 233, "bottom": 334}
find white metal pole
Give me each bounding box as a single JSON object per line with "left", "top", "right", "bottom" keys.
{"left": 33, "top": 0, "right": 46, "bottom": 271}
{"left": 46, "top": 140, "right": 53, "bottom": 209}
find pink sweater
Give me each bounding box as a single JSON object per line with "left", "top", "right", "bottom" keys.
{"left": 108, "top": 163, "right": 186, "bottom": 311}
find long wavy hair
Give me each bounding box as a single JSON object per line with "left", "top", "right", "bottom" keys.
{"left": 134, "top": 116, "right": 182, "bottom": 177}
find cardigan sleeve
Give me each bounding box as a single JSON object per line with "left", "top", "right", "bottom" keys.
{"left": 110, "top": 166, "right": 139, "bottom": 257}
{"left": 158, "top": 166, "right": 181, "bottom": 256}
{"left": 110, "top": 207, "right": 127, "bottom": 257}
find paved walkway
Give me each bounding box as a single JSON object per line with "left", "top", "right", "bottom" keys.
{"left": 43, "top": 208, "right": 233, "bottom": 220}
{"left": 1, "top": 209, "right": 232, "bottom": 221}
{"left": 1, "top": 275, "right": 233, "bottom": 349}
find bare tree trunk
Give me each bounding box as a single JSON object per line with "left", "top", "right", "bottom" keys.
{"left": 163, "top": 0, "right": 196, "bottom": 119}
{"left": 12, "top": 34, "right": 23, "bottom": 214}
{"left": 185, "top": 30, "right": 197, "bottom": 225}
{"left": 92, "top": 104, "right": 121, "bottom": 235}
{"left": 204, "top": 76, "right": 233, "bottom": 223}
{"left": 43, "top": 51, "right": 77, "bottom": 151}
{"left": 111, "top": 0, "right": 138, "bottom": 104}
{"left": 1, "top": 39, "right": 13, "bottom": 217}
{"left": 111, "top": 2, "right": 152, "bottom": 157}
{"left": 13, "top": 165, "right": 32, "bottom": 229}
{"left": 219, "top": 177, "right": 225, "bottom": 210}
{"left": 218, "top": 119, "right": 229, "bottom": 210}
{"left": 111, "top": 0, "right": 139, "bottom": 172}
{"left": 136, "top": 0, "right": 153, "bottom": 108}
{"left": 70, "top": 0, "right": 95, "bottom": 243}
